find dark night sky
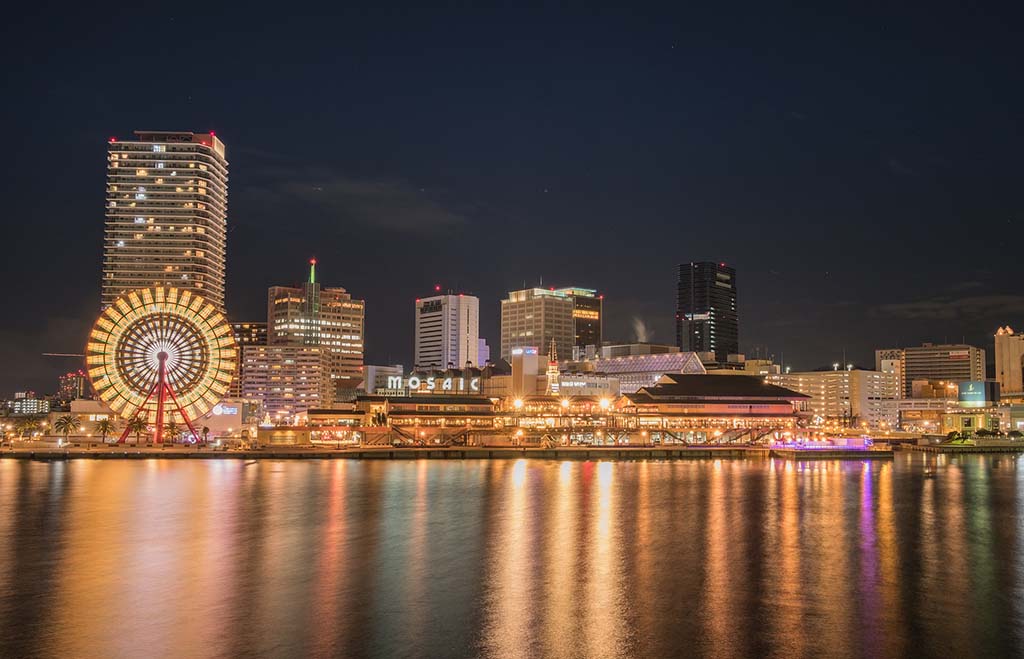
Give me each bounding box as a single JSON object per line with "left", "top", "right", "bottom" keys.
{"left": 1, "top": 4, "right": 1022, "bottom": 396}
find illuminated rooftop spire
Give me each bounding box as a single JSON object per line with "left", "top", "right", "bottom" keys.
{"left": 309, "top": 258, "right": 317, "bottom": 284}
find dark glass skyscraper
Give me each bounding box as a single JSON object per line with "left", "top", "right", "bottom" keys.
{"left": 676, "top": 262, "right": 738, "bottom": 361}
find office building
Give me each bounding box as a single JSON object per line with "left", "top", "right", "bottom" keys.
{"left": 676, "top": 262, "right": 738, "bottom": 362}
{"left": 103, "top": 131, "right": 228, "bottom": 310}
{"left": 240, "top": 345, "right": 331, "bottom": 420}
{"left": 876, "top": 350, "right": 905, "bottom": 398}
{"left": 875, "top": 343, "right": 986, "bottom": 398}
{"left": 268, "top": 260, "right": 365, "bottom": 391}
{"left": 995, "top": 327, "right": 1024, "bottom": 397}
{"left": 555, "top": 287, "right": 602, "bottom": 350}
{"left": 362, "top": 364, "right": 404, "bottom": 394}
{"left": 228, "top": 322, "right": 268, "bottom": 398}
{"left": 500, "top": 288, "right": 575, "bottom": 361}
{"left": 479, "top": 339, "right": 491, "bottom": 365}
{"left": 768, "top": 368, "right": 899, "bottom": 429}
{"left": 415, "top": 294, "right": 479, "bottom": 368}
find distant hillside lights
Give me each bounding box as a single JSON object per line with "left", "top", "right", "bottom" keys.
{"left": 388, "top": 375, "right": 481, "bottom": 392}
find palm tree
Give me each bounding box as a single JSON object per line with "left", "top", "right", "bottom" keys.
{"left": 53, "top": 415, "right": 81, "bottom": 444}
{"left": 16, "top": 416, "right": 41, "bottom": 440}
{"left": 163, "top": 421, "right": 181, "bottom": 443}
{"left": 94, "top": 418, "right": 117, "bottom": 443}
{"left": 202, "top": 426, "right": 211, "bottom": 444}
{"left": 126, "top": 418, "right": 149, "bottom": 445}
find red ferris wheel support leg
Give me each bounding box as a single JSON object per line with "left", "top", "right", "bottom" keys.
{"left": 117, "top": 376, "right": 161, "bottom": 444}
{"left": 164, "top": 381, "right": 202, "bottom": 444}
{"left": 153, "top": 352, "right": 169, "bottom": 444}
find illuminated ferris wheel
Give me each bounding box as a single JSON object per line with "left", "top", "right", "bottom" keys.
{"left": 86, "top": 287, "right": 236, "bottom": 443}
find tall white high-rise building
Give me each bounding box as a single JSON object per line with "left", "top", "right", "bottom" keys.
{"left": 415, "top": 294, "right": 480, "bottom": 368}
{"left": 103, "top": 131, "right": 228, "bottom": 310}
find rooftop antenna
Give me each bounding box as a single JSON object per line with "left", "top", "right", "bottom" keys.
{"left": 309, "top": 257, "right": 316, "bottom": 284}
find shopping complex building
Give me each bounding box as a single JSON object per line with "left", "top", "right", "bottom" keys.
{"left": 257, "top": 373, "right": 809, "bottom": 447}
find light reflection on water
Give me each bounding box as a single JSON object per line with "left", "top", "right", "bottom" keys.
{"left": 0, "top": 454, "right": 1022, "bottom": 658}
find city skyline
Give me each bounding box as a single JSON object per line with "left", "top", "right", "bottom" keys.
{"left": 3, "top": 5, "right": 1024, "bottom": 395}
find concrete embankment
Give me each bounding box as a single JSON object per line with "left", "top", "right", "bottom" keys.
{"left": 1, "top": 445, "right": 893, "bottom": 461}
{"left": 902, "top": 443, "right": 1024, "bottom": 454}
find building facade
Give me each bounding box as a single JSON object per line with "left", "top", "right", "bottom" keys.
{"left": 10, "top": 392, "right": 49, "bottom": 416}
{"left": 500, "top": 288, "right": 575, "bottom": 361}
{"left": 676, "top": 262, "right": 738, "bottom": 362}
{"left": 103, "top": 131, "right": 228, "bottom": 310}
{"left": 415, "top": 294, "right": 480, "bottom": 368}
{"left": 228, "top": 322, "right": 268, "bottom": 398}
{"left": 561, "top": 350, "right": 708, "bottom": 394}
{"left": 555, "top": 287, "right": 602, "bottom": 350}
{"left": 875, "top": 343, "right": 986, "bottom": 398}
{"left": 239, "top": 345, "right": 331, "bottom": 420}
{"left": 768, "top": 368, "right": 899, "bottom": 429}
{"left": 995, "top": 327, "right": 1024, "bottom": 397}
{"left": 362, "top": 364, "right": 404, "bottom": 394}
{"left": 57, "top": 370, "right": 90, "bottom": 402}
{"left": 268, "top": 260, "right": 365, "bottom": 391}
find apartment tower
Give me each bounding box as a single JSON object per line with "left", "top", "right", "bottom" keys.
{"left": 103, "top": 131, "right": 228, "bottom": 310}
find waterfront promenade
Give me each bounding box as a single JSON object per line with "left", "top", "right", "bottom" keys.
{"left": 0, "top": 443, "right": 894, "bottom": 461}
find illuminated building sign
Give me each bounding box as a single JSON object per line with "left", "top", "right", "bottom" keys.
{"left": 958, "top": 381, "right": 998, "bottom": 408}
{"left": 212, "top": 403, "right": 239, "bottom": 416}
{"left": 511, "top": 347, "right": 539, "bottom": 356}
{"left": 573, "top": 309, "right": 600, "bottom": 320}
{"left": 419, "top": 300, "right": 443, "bottom": 314}
{"left": 387, "top": 376, "right": 481, "bottom": 392}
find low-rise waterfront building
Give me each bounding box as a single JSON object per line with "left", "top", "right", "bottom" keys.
{"left": 263, "top": 373, "right": 808, "bottom": 447}
{"left": 620, "top": 374, "right": 808, "bottom": 443}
